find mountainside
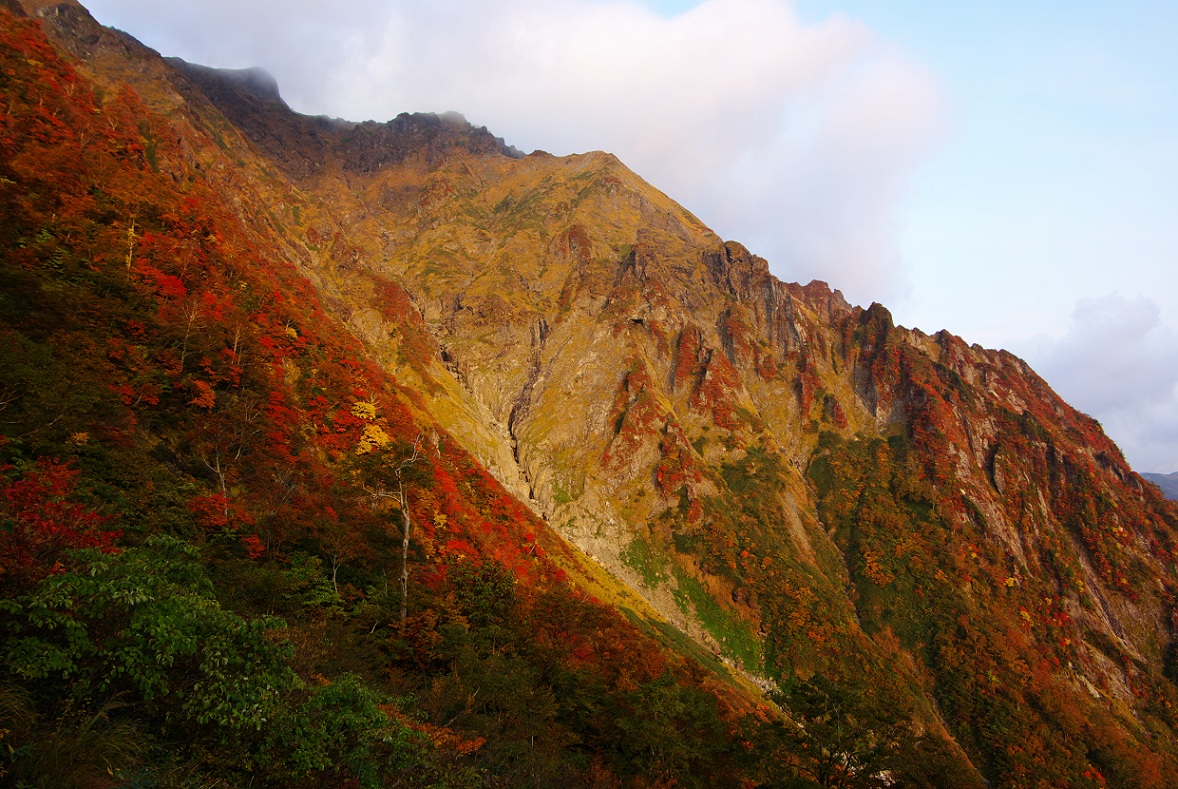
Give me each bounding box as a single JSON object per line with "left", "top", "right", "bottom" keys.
{"left": 5, "top": 2, "right": 1178, "bottom": 787}
{"left": 1144, "top": 472, "right": 1178, "bottom": 502}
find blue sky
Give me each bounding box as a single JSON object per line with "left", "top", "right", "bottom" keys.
{"left": 79, "top": 0, "right": 1178, "bottom": 472}
{"left": 793, "top": 1, "right": 1178, "bottom": 472}
{"left": 795, "top": 1, "right": 1178, "bottom": 336}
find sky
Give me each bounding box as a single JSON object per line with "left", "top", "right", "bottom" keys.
{"left": 78, "top": 0, "right": 1178, "bottom": 473}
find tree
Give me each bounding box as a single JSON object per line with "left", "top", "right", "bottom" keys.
{"left": 365, "top": 433, "right": 423, "bottom": 622}
{"left": 0, "top": 459, "right": 120, "bottom": 591}
{"left": 773, "top": 675, "right": 904, "bottom": 789}
{"left": 0, "top": 535, "right": 295, "bottom": 731}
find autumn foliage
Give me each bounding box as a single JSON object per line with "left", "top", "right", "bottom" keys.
{"left": 0, "top": 8, "right": 776, "bottom": 786}
{"left": 4, "top": 4, "right": 1178, "bottom": 787}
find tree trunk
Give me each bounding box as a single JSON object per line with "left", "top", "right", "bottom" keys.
{"left": 398, "top": 479, "right": 411, "bottom": 623}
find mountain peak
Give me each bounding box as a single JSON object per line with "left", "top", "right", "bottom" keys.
{"left": 168, "top": 58, "right": 524, "bottom": 178}
{"left": 5, "top": 3, "right": 1178, "bottom": 784}
{"left": 168, "top": 60, "right": 285, "bottom": 108}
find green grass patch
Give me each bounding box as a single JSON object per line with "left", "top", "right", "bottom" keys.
{"left": 672, "top": 566, "right": 762, "bottom": 672}
{"left": 622, "top": 535, "right": 669, "bottom": 588}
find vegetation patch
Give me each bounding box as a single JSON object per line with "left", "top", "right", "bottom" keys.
{"left": 621, "top": 534, "right": 669, "bottom": 588}
{"left": 671, "top": 566, "right": 761, "bottom": 672}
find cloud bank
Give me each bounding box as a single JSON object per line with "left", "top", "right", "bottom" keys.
{"left": 1026, "top": 295, "right": 1178, "bottom": 474}
{"left": 86, "top": 0, "right": 944, "bottom": 308}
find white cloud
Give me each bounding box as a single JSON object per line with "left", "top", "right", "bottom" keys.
{"left": 1026, "top": 295, "right": 1178, "bottom": 473}
{"left": 84, "top": 0, "right": 945, "bottom": 308}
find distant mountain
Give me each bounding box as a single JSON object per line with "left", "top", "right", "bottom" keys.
{"left": 1144, "top": 472, "right": 1178, "bottom": 501}
{"left": 4, "top": 0, "right": 1178, "bottom": 786}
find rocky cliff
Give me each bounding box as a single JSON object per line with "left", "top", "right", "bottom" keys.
{"left": 173, "top": 43, "right": 1178, "bottom": 784}
{"left": 6, "top": 1, "right": 1178, "bottom": 786}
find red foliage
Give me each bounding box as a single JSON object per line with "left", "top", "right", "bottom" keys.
{"left": 655, "top": 420, "right": 701, "bottom": 499}
{"left": 693, "top": 350, "right": 743, "bottom": 430}
{"left": 723, "top": 309, "right": 754, "bottom": 360}
{"left": 239, "top": 533, "right": 266, "bottom": 559}
{"left": 602, "top": 362, "right": 664, "bottom": 471}
{"left": 0, "top": 460, "right": 120, "bottom": 589}
{"left": 371, "top": 276, "right": 439, "bottom": 373}
{"left": 139, "top": 265, "right": 188, "bottom": 300}
{"left": 189, "top": 379, "right": 217, "bottom": 410}
{"left": 673, "top": 325, "right": 703, "bottom": 392}
{"left": 189, "top": 493, "right": 254, "bottom": 533}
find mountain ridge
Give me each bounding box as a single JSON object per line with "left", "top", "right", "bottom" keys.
{"left": 161, "top": 39, "right": 1178, "bottom": 782}
{"left": 4, "top": 1, "right": 1178, "bottom": 785}
{"left": 1144, "top": 471, "right": 1178, "bottom": 501}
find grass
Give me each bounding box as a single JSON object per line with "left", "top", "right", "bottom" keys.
{"left": 622, "top": 535, "right": 669, "bottom": 589}
{"left": 671, "top": 565, "right": 762, "bottom": 672}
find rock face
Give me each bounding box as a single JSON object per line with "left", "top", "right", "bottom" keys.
{"left": 15, "top": 1, "right": 1178, "bottom": 783}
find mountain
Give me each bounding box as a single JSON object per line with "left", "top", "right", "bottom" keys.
{"left": 1144, "top": 472, "right": 1178, "bottom": 501}
{"left": 4, "top": 1, "right": 1178, "bottom": 787}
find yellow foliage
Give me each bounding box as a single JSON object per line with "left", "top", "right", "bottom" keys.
{"left": 357, "top": 423, "right": 392, "bottom": 454}
{"left": 351, "top": 401, "right": 378, "bottom": 421}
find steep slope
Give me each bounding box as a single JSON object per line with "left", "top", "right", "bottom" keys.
{"left": 8, "top": 1, "right": 1178, "bottom": 786}
{"left": 161, "top": 41, "right": 1178, "bottom": 788}
{"left": 0, "top": 5, "right": 814, "bottom": 787}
